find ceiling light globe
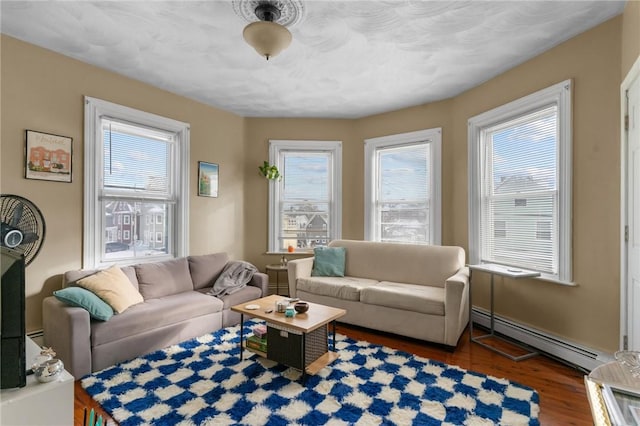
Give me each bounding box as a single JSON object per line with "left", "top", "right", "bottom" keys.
{"left": 243, "top": 21, "right": 292, "bottom": 60}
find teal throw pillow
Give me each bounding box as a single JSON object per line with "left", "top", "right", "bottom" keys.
{"left": 54, "top": 287, "right": 114, "bottom": 321}
{"left": 311, "top": 247, "right": 346, "bottom": 277}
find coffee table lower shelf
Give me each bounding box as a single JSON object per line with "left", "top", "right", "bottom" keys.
{"left": 242, "top": 343, "right": 338, "bottom": 375}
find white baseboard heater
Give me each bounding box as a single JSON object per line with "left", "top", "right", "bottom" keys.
{"left": 471, "top": 307, "right": 613, "bottom": 372}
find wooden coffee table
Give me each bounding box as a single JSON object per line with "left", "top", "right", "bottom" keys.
{"left": 231, "top": 294, "right": 346, "bottom": 381}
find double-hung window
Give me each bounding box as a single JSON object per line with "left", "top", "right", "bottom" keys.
{"left": 468, "top": 80, "right": 572, "bottom": 283}
{"left": 84, "top": 97, "right": 189, "bottom": 268}
{"left": 268, "top": 140, "right": 342, "bottom": 253}
{"left": 364, "top": 128, "right": 441, "bottom": 245}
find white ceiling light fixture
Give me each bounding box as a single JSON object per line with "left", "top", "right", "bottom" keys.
{"left": 234, "top": 0, "right": 304, "bottom": 60}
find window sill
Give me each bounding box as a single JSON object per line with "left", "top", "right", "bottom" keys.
{"left": 535, "top": 274, "right": 577, "bottom": 287}
{"left": 264, "top": 251, "right": 313, "bottom": 256}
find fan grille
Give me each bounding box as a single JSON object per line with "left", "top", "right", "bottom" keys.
{"left": 0, "top": 195, "right": 46, "bottom": 266}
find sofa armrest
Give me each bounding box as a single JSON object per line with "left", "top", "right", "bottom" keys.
{"left": 248, "top": 271, "right": 269, "bottom": 297}
{"left": 42, "top": 296, "right": 92, "bottom": 379}
{"left": 287, "top": 257, "right": 314, "bottom": 298}
{"left": 443, "top": 267, "right": 470, "bottom": 346}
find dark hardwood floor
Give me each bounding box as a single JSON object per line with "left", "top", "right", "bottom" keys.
{"left": 74, "top": 324, "right": 592, "bottom": 425}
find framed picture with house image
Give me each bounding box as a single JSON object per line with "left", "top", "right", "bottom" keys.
{"left": 198, "top": 161, "right": 219, "bottom": 197}
{"left": 25, "top": 129, "right": 72, "bottom": 183}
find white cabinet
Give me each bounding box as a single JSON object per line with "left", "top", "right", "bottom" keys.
{"left": 0, "top": 336, "right": 74, "bottom": 425}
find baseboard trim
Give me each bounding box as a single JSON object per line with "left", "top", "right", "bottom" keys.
{"left": 471, "top": 308, "right": 612, "bottom": 371}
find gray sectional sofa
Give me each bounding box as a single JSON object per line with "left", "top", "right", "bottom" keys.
{"left": 43, "top": 253, "right": 267, "bottom": 379}
{"left": 287, "top": 240, "right": 469, "bottom": 347}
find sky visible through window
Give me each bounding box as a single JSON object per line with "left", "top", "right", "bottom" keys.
{"left": 490, "top": 109, "right": 557, "bottom": 191}
{"left": 281, "top": 146, "right": 430, "bottom": 204}
{"left": 103, "top": 126, "right": 169, "bottom": 192}
{"left": 379, "top": 145, "right": 428, "bottom": 202}
{"left": 282, "top": 153, "right": 329, "bottom": 201}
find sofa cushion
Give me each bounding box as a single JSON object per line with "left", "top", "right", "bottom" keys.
{"left": 196, "top": 285, "right": 263, "bottom": 309}
{"left": 53, "top": 287, "right": 114, "bottom": 321}
{"left": 328, "top": 240, "right": 465, "bottom": 287}
{"left": 360, "top": 281, "right": 445, "bottom": 316}
{"left": 297, "top": 276, "right": 379, "bottom": 301}
{"left": 135, "top": 257, "right": 193, "bottom": 299}
{"left": 65, "top": 266, "right": 139, "bottom": 291}
{"left": 188, "top": 253, "right": 230, "bottom": 290}
{"left": 91, "top": 291, "right": 224, "bottom": 347}
{"left": 312, "top": 247, "right": 346, "bottom": 277}
{"left": 76, "top": 266, "right": 144, "bottom": 314}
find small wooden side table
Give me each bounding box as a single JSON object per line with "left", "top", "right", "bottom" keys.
{"left": 231, "top": 294, "right": 346, "bottom": 382}
{"left": 265, "top": 263, "right": 289, "bottom": 295}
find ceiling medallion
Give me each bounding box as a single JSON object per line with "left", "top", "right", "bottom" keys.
{"left": 233, "top": 0, "right": 305, "bottom": 28}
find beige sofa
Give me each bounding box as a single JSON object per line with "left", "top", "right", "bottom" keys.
{"left": 287, "top": 240, "right": 469, "bottom": 347}
{"left": 43, "top": 253, "right": 267, "bottom": 379}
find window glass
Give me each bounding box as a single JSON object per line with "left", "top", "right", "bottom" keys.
{"left": 481, "top": 107, "right": 557, "bottom": 273}
{"left": 101, "top": 120, "right": 173, "bottom": 261}
{"left": 268, "top": 141, "right": 341, "bottom": 253}
{"left": 364, "top": 128, "right": 441, "bottom": 245}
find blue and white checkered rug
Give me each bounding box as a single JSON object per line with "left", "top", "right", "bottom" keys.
{"left": 81, "top": 320, "right": 540, "bottom": 425}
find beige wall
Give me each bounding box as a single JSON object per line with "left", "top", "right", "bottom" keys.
{"left": 622, "top": 0, "right": 640, "bottom": 77}
{"left": 243, "top": 18, "right": 624, "bottom": 352}
{"left": 2, "top": 12, "right": 631, "bottom": 352}
{"left": 451, "top": 17, "right": 622, "bottom": 352}
{"left": 1, "top": 35, "right": 247, "bottom": 332}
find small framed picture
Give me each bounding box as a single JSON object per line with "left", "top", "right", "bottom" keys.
{"left": 198, "top": 161, "right": 219, "bottom": 197}
{"left": 25, "top": 130, "right": 73, "bottom": 183}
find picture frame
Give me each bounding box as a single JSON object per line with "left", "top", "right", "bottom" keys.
{"left": 25, "top": 129, "right": 73, "bottom": 183}
{"left": 198, "top": 161, "right": 219, "bottom": 197}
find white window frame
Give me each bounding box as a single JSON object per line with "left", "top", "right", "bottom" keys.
{"left": 364, "top": 128, "right": 442, "bottom": 245}
{"left": 468, "top": 80, "right": 572, "bottom": 284}
{"left": 83, "top": 96, "right": 190, "bottom": 268}
{"left": 267, "top": 140, "right": 342, "bottom": 253}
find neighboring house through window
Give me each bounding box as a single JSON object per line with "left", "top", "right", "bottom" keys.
{"left": 364, "top": 128, "right": 442, "bottom": 245}
{"left": 468, "top": 80, "right": 572, "bottom": 283}
{"left": 83, "top": 97, "right": 189, "bottom": 267}
{"left": 268, "top": 140, "right": 342, "bottom": 253}
{"left": 494, "top": 220, "right": 506, "bottom": 239}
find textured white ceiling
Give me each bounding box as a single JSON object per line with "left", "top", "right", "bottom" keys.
{"left": 0, "top": 1, "right": 626, "bottom": 119}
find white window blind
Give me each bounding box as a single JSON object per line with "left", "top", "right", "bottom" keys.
{"left": 480, "top": 106, "right": 558, "bottom": 273}
{"left": 268, "top": 140, "right": 342, "bottom": 253}
{"left": 102, "top": 119, "right": 173, "bottom": 198}
{"left": 364, "top": 128, "right": 441, "bottom": 245}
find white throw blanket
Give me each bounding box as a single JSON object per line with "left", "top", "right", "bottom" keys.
{"left": 208, "top": 261, "right": 257, "bottom": 297}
